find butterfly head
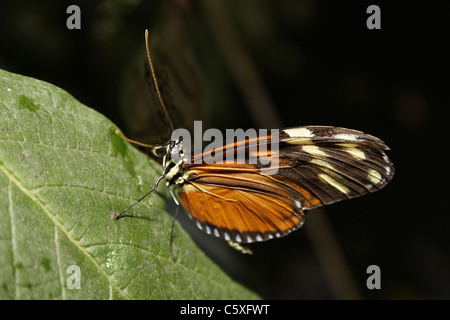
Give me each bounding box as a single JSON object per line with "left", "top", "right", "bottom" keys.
{"left": 148, "top": 139, "right": 189, "bottom": 187}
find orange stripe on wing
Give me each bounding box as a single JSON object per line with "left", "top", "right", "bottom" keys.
{"left": 191, "top": 135, "right": 273, "bottom": 164}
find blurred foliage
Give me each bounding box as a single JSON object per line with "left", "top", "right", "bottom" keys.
{"left": 1, "top": 0, "right": 449, "bottom": 299}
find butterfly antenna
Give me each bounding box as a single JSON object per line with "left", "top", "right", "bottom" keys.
{"left": 145, "top": 29, "right": 175, "bottom": 133}
{"left": 114, "top": 130, "right": 155, "bottom": 148}
{"left": 115, "top": 174, "right": 165, "bottom": 220}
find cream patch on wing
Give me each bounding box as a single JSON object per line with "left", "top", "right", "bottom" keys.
{"left": 318, "top": 173, "right": 350, "bottom": 195}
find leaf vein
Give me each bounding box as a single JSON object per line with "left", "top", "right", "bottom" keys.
{"left": 54, "top": 226, "right": 65, "bottom": 299}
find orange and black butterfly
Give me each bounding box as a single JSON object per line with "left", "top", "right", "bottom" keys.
{"left": 116, "top": 30, "right": 394, "bottom": 250}
{"left": 173, "top": 126, "right": 393, "bottom": 244}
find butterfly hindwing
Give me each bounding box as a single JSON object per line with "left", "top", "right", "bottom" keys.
{"left": 178, "top": 165, "right": 306, "bottom": 243}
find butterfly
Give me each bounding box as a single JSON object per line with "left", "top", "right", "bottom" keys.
{"left": 115, "top": 30, "right": 394, "bottom": 252}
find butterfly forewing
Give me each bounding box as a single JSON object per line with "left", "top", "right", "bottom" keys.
{"left": 278, "top": 126, "right": 394, "bottom": 204}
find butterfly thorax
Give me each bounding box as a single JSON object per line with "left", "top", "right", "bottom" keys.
{"left": 164, "top": 139, "right": 190, "bottom": 187}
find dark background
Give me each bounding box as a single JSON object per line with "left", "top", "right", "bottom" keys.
{"left": 1, "top": 0, "right": 449, "bottom": 299}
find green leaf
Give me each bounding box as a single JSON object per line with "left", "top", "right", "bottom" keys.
{"left": 0, "top": 69, "right": 258, "bottom": 300}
